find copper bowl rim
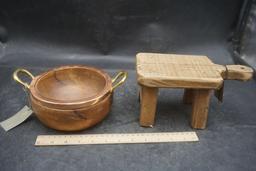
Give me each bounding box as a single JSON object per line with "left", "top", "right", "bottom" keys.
{"left": 29, "top": 65, "right": 113, "bottom": 109}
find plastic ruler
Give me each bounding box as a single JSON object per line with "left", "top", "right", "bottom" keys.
{"left": 35, "top": 131, "right": 198, "bottom": 146}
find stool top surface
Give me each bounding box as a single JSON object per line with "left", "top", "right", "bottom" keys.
{"left": 136, "top": 53, "right": 226, "bottom": 89}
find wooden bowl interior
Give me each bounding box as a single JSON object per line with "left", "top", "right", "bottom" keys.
{"left": 35, "top": 67, "right": 107, "bottom": 102}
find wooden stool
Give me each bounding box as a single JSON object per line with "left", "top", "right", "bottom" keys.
{"left": 136, "top": 53, "right": 253, "bottom": 129}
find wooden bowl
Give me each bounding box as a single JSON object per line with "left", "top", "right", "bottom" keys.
{"left": 13, "top": 66, "right": 127, "bottom": 131}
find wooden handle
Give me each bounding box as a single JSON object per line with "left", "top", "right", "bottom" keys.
{"left": 224, "top": 65, "right": 253, "bottom": 81}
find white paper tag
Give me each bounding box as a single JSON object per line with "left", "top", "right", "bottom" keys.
{"left": 0, "top": 105, "right": 33, "bottom": 131}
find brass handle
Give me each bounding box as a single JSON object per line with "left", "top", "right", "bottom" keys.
{"left": 111, "top": 71, "right": 128, "bottom": 91}
{"left": 13, "top": 69, "right": 34, "bottom": 89}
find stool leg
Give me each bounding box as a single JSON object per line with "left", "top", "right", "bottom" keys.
{"left": 139, "top": 86, "right": 158, "bottom": 127}
{"left": 183, "top": 89, "right": 194, "bottom": 104}
{"left": 191, "top": 89, "right": 211, "bottom": 129}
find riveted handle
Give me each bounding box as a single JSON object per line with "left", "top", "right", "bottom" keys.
{"left": 111, "top": 71, "right": 128, "bottom": 91}
{"left": 13, "top": 69, "right": 34, "bottom": 89}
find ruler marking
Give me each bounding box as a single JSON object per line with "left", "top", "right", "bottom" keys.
{"left": 35, "top": 132, "right": 198, "bottom": 146}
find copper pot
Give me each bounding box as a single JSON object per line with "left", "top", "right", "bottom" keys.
{"left": 13, "top": 65, "right": 127, "bottom": 131}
